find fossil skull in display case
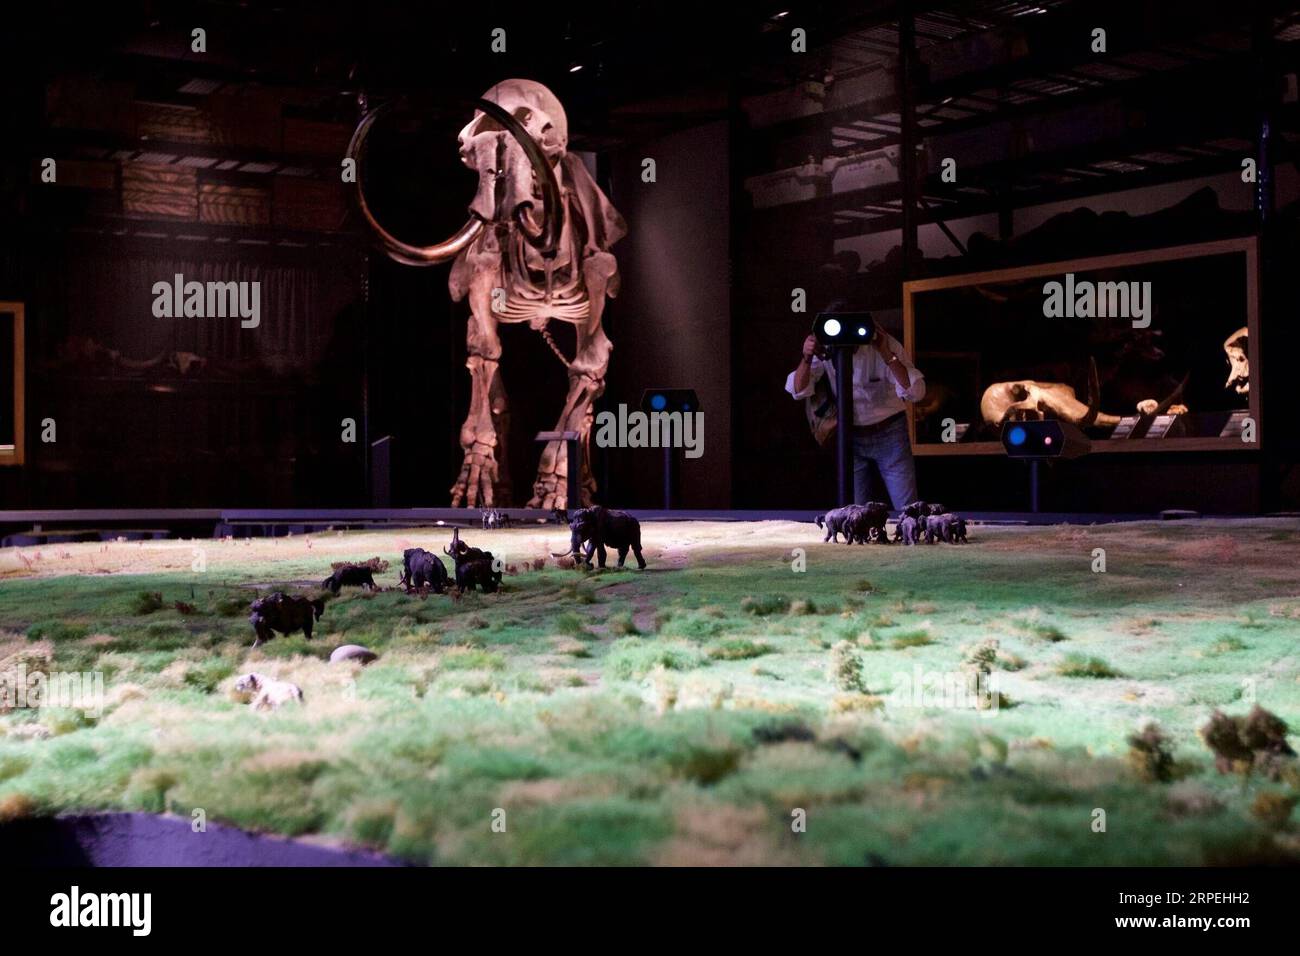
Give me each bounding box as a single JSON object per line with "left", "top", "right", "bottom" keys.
{"left": 348, "top": 79, "right": 626, "bottom": 509}
{"left": 1223, "top": 326, "right": 1249, "bottom": 395}
{"left": 979, "top": 360, "right": 1188, "bottom": 428}
{"left": 979, "top": 380, "right": 1122, "bottom": 428}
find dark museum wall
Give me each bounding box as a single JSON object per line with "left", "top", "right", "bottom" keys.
{"left": 606, "top": 121, "right": 732, "bottom": 509}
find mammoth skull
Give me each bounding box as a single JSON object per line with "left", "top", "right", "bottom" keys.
{"left": 980, "top": 381, "right": 1121, "bottom": 428}
{"left": 346, "top": 80, "right": 562, "bottom": 266}
{"left": 456, "top": 79, "right": 566, "bottom": 251}
{"left": 1223, "top": 326, "right": 1249, "bottom": 395}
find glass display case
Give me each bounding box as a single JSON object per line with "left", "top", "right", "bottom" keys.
{"left": 903, "top": 237, "right": 1259, "bottom": 455}
{"left": 0, "top": 302, "right": 24, "bottom": 466}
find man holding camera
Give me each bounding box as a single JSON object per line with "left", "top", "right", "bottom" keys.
{"left": 785, "top": 327, "right": 925, "bottom": 508}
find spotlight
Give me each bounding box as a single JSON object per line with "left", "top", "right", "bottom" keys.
{"left": 640, "top": 388, "right": 701, "bottom": 510}
{"left": 1000, "top": 420, "right": 1089, "bottom": 459}
{"left": 813, "top": 311, "right": 874, "bottom": 349}
{"left": 640, "top": 388, "right": 700, "bottom": 415}
{"left": 568, "top": 62, "right": 584, "bottom": 73}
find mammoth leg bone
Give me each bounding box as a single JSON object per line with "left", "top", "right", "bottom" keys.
{"left": 529, "top": 361, "right": 606, "bottom": 510}
{"left": 450, "top": 266, "right": 511, "bottom": 508}
{"left": 528, "top": 252, "right": 618, "bottom": 510}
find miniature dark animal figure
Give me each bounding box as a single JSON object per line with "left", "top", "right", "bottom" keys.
{"left": 551, "top": 507, "right": 569, "bottom": 525}
{"left": 848, "top": 502, "right": 890, "bottom": 544}
{"left": 248, "top": 592, "right": 325, "bottom": 648}
{"left": 900, "top": 501, "right": 930, "bottom": 520}
{"left": 560, "top": 506, "right": 646, "bottom": 569}
{"left": 926, "top": 503, "right": 948, "bottom": 516}
{"left": 816, "top": 505, "right": 860, "bottom": 543}
{"left": 924, "top": 513, "right": 967, "bottom": 544}
{"left": 455, "top": 557, "right": 501, "bottom": 593}
{"left": 481, "top": 509, "right": 512, "bottom": 530}
{"left": 400, "top": 548, "right": 450, "bottom": 592}
{"left": 924, "top": 514, "right": 952, "bottom": 544}
{"left": 444, "top": 528, "right": 502, "bottom": 593}
{"left": 321, "top": 564, "right": 377, "bottom": 593}
{"left": 898, "top": 515, "right": 922, "bottom": 545}
{"left": 1203, "top": 706, "right": 1295, "bottom": 778}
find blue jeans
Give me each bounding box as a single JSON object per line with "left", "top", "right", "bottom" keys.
{"left": 852, "top": 413, "right": 918, "bottom": 509}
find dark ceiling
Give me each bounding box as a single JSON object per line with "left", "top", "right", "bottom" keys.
{"left": 10, "top": 0, "right": 893, "bottom": 147}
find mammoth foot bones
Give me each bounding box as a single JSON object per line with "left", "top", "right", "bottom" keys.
{"left": 450, "top": 440, "right": 501, "bottom": 509}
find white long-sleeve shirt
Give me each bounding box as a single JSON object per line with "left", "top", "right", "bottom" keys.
{"left": 784, "top": 333, "right": 925, "bottom": 427}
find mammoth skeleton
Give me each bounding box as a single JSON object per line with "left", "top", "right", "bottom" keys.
{"left": 348, "top": 79, "right": 626, "bottom": 508}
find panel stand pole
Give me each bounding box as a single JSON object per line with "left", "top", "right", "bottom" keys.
{"left": 836, "top": 347, "right": 853, "bottom": 506}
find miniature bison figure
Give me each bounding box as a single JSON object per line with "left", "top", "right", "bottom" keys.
{"left": 560, "top": 506, "right": 646, "bottom": 569}
{"left": 400, "top": 548, "right": 450, "bottom": 592}
{"left": 248, "top": 592, "right": 325, "bottom": 648}
{"left": 321, "top": 564, "right": 377, "bottom": 593}
{"left": 444, "top": 528, "right": 502, "bottom": 593}
{"left": 848, "top": 502, "right": 890, "bottom": 544}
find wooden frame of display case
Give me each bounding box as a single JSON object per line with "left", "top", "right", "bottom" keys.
{"left": 0, "top": 302, "right": 24, "bottom": 466}
{"left": 903, "top": 236, "right": 1259, "bottom": 455}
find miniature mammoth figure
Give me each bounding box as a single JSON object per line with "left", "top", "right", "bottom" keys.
{"left": 400, "top": 547, "right": 450, "bottom": 593}
{"left": 816, "top": 505, "right": 858, "bottom": 544}
{"left": 897, "top": 515, "right": 922, "bottom": 545}
{"left": 558, "top": 506, "right": 646, "bottom": 569}
{"left": 444, "top": 528, "right": 502, "bottom": 593}
{"left": 848, "top": 502, "right": 890, "bottom": 544}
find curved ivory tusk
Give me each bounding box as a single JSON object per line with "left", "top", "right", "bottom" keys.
{"left": 347, "top": 95, "right": 563, "bottom": 263}
{"left": 346, "top": 102, "right": 484, "bottom": 266}
{"left": 472, "top": 96, "right": 564, "bottom": 256}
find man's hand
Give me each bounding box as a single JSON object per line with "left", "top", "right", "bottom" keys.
{"left": 873, "top": 334, "right": 912, "bottom": 391}
{"left": 793, "top": 335, "right": 819, "bottom": 395}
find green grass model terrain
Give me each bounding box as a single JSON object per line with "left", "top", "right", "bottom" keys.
{"left": 1, "top": 519, "right": 1298, "bottom": 865}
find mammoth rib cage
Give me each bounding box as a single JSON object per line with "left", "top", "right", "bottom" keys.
{"left": 494, "top": 297, "right": 590, "bottom": 322}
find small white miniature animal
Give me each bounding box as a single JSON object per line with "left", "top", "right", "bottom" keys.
{"left": 233, "top": 672, "right": 304, "bottom": 711}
